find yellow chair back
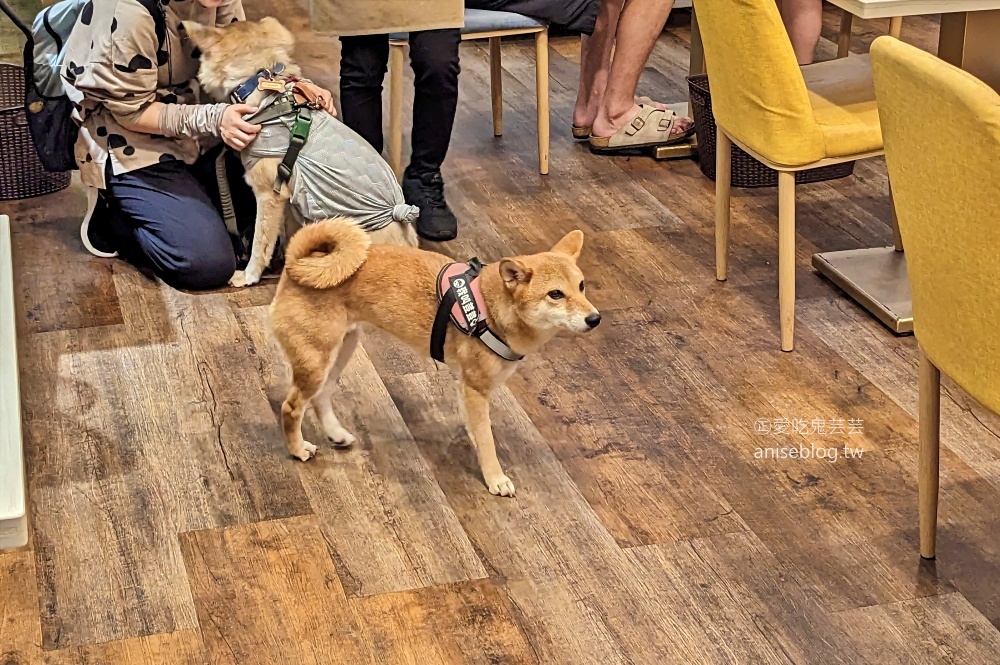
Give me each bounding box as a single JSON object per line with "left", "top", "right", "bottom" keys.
{"left": 871, "top": 37, "right": 1000, "bottom": 415}
{"left": 693, "top": 0, "right": 826, "bottom": 166}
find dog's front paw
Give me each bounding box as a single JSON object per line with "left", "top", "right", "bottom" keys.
{"left": 487, "top": 474, "right": 516, "bottom": 497}
{"left": 291, "top": 440, "right": 317, "bottom": 461}
{"left": 229, "top": 270, "right": 260, "bottom": 288}
{"left": 325, "top": 427, "right": 357, "bottom": 449}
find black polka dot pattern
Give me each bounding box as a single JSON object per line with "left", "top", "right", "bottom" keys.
{"left": 114, "top": 54, "right": 154, "bottom": 73}
{"left": 107, "top": 134, "right": 128, "bottom": 149}
{"left": 96, "top": 126, "right": 107, "bottom": 137}
{"left": 159, "top": 93, "right": 178, "bottom": 104}
{"left": 80, "top": 0, "right": 93, "bottom": 25}
{"left": 157, "top": 50, "right": 169, "bottom": 66}
{"left": 158, "top": 153, "right": 176, "bottom": 163}
{"left": 85, "top": 153, "right": 93, "bottom": 162}
{"left": 111, "top": 17, "right": 117, "bottom": 32}
{"left": 123, "top": 146, "right": 135, "bottom": 156}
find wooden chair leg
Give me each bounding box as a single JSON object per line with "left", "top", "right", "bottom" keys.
{"left": 388, "top": 42, "right": 405, "bottom": 180}
{"left": 889, "top": 16, "right": 903, "bottom": 39}
{"left": 490, "top": 37, "right": 503, "bottom": 137}
{"left": 778, "top": 171, "right": 796, "bottom": 352}
{"left": 535, "top": 30, "right": 550, "bottom": 175}
{"left": 919, "top": 347, "right": 941, "bottom": 559}
{"left": 838, "top": 11, "right": 854, "bottom": 58}
{"left": 715, "top": 130, "right": 732, "bottom": 281}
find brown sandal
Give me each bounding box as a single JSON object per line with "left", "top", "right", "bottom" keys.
{"left": 588, "top": 104, "right": 694, "bottom": 154}
{"left": 572, "top": 98, "right": 668, "bottom": 141}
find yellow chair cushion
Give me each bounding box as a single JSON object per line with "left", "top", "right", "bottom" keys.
{"left": 804, "top": 55, "right": 883, "bottom": 159}
{"left": 871, "top": 37, "right": 1000, "bottom": 415}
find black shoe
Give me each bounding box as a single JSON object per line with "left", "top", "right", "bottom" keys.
{"left": 402, "top": 172, "right": 458, "bottom": 241}
{"left": 80, "top": 190, "right": 118, "bottom": 258}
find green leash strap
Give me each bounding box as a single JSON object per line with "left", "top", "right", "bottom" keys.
{"left": 273, "top": 107, "right": 312, "bottom": 193}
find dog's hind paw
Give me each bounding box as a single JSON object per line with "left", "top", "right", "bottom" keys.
{"left": 291, "top": 441, "right": 317, "bottom": 461}
{"left": 487, "top": 475, "right": 516, "bottom": 498}
{"left": 229, "top": 270, "right": 258, "bottom": 288}
{"left": 326, "top": 427, "right": 357, "bottom": 449}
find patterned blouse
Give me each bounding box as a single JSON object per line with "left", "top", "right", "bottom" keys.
{"left": 61, "top": 0, "right": 245, "bottom": 188}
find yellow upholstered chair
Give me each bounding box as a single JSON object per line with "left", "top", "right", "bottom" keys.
{"left": 871, "top": 37, "right": 1000, "bottom": 560}
{"left": 694, "top": 0, "right": 885, "bottom": 351}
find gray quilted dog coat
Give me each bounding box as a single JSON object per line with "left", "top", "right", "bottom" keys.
{"left": 241, "top": 106, "right": 418, "bottom": 231}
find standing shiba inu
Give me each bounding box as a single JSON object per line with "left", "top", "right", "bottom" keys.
{"left": 270, "top": 219, "right": 601, "bottom": 496}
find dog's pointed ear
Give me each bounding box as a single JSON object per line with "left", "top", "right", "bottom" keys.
{"left": 182, "top": 21, "right": 222, "bottom": 50}
{"left": 259, "top": 16, "right": 296, "bottom": 48}
{"left": 499, "top": 258, "right": 532, "bottom": 286}
{"left": 551, "top": 230, "right": 584, "bottom": 262}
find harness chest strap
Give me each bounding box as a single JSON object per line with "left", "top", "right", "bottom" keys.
{"left": 431, "top": 260, "right": 524, "bottom": 363}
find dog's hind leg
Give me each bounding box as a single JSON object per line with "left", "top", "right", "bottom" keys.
{"left": 282, "top": 321, "right": 347, "bottom": 461}
{"left": 311, "top": 326, "right": 361, "bottom": 448}
{"left": 460, "top": 381, "right": 515, "bottom": 497}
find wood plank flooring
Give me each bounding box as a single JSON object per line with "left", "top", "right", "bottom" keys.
{"left": 3, "top": 3, "right": 999, "bottom": 663}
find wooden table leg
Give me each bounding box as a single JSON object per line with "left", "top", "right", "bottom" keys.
{"left": 938, "top": 10, "right": 1000, "bottom": 92}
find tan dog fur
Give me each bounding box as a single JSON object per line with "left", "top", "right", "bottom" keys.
{"left": 183, "top": 17, "right": 418, "bottom": 289}
{"left": 270, "top": 219, "right": 600, "bottom": 496}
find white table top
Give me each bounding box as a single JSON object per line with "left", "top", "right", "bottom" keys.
{"left": 0, "top": 214, "right": 27, "bottom": 550}
{"left": 826, "top": 0, "right": 1000, "bottom": 19}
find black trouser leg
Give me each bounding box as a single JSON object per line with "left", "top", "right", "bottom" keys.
{"left": 405, "top": 28, "right": 461, "bottom": 179}
{"left": 339, "top": 34, "right": 390, "bottom": 153}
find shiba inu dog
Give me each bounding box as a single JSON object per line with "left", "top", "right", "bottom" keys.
{"left": 269, "top": 219, "right": 601, "bottom": 496}
{"left": 183, "top": 17, "right": 418, "bottom": 288}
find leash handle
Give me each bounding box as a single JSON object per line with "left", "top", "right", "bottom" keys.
{"left": 0, "top": 0, "right": 32, "bottom": 39}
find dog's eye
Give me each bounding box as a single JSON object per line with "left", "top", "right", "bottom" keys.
{"left": 579, "top": 280, "right": 585, "bottom": 292}
{"left": 547, "top": 290, "right": 565, "bottom": 300}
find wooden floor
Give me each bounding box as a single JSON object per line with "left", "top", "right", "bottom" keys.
{"left": 4, "top": 3, "right": 1000, "bottom": 663}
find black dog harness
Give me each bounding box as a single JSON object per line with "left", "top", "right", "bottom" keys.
{"left": 431, "top": 259, "right": 523, "bottom": 363}
{"left": 229, "top": 63, "right": 320, "bottom": 193}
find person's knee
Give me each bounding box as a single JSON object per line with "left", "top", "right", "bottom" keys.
{"left": 409, "top": 37, "right": 461, "bottom": 86}
{"left": 160, "top": 244, "right": 236, "bottom": 291}
{"left": 339, "top": 37, "right": 389, "bottom": 88}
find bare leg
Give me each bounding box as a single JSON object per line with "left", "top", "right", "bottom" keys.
{"left": 311, "top": 327, "right": 361, "bottom": 448}
{"left": 461, "top": 382, "right": 515, "bottom": 497}
{"left": 574, "top": 0, "right": 625, "bottom": 130}
{"left": 591, "top": 0, "right": 693, "bottom": 138}
{"left": 779, "top": 0, "right": 823, "bottom": 65}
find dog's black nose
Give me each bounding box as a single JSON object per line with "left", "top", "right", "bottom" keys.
{"left": 585, "top": 313, "right": 602, "bottom": 329}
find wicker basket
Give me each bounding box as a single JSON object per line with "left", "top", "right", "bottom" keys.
{"left": 687, "top": 74, "right": 854, "bottom": 188}
{"left": 0, "top": 63, "right": 70, "bottom": 200}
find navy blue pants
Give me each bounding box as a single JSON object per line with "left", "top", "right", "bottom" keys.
{"left": 103, "top": 149, "right": 246, "bottom": 291}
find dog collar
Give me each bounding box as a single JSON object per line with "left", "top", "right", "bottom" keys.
{"left": 229, "top": 63, "right": 286, "bottom": 104}
{"left": 431, "top": 259, "right": 524, "bottom": 363}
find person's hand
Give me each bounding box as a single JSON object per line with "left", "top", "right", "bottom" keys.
{"left": 220, "top": 103, "right": 261, "bottom": 151}
{"left": 303, "top": 82, "right": 337, "bottom": 116}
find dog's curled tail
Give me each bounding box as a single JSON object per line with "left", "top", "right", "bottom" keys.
{"left": 285, "top": 218, "right": 371, "bottom": 289}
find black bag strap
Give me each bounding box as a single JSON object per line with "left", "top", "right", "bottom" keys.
{"left": 0, "top": 0, "right": 32, "bottom": 39}
{"left": 135, "top": 0, "right": 167, "bottom": 51}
